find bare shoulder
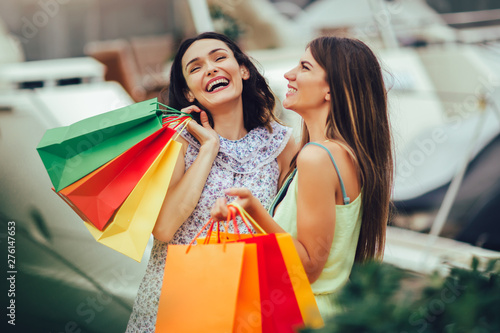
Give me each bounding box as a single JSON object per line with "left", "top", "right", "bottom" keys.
{"left": 297, "top": 140, "right": 358, "bottom": 183}
{"left": 296, "top": 142, "right": 341, "bottom": 195}
{"left": 297, "top": 141, "right": 343, "bottom": 163}
{"left": 298, "top": 141, "right": 348, "bottom": 164}
{"left": 300, "top": 141, "right": 361, "bottom": 199}
{"left": 296, "top": 142, "right": 335, "bottom": 178}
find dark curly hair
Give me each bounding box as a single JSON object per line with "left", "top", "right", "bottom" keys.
{"left": 161, "top": 32, "right": 278, "bottom": 132}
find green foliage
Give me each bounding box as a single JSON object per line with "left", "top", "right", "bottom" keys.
{"left": 209, "top": 5, "right": 244, "bottom": 42}
{"left": 301, "top": 258, "right": 500, "bottom": 333}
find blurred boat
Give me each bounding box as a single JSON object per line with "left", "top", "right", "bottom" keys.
{"left": 245, "top": 0, "right": 500, "bottom": 268}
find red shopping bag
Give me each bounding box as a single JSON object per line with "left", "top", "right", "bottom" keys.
{"left": 240, "top": 233, "right": 302, "bottom": 333}
{"left": 56, "top": 125, "right": 175, "bottom": 230}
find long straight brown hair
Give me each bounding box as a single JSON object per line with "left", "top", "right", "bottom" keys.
{"left": 289, "top": 36, "right": 393, "bottom": 262}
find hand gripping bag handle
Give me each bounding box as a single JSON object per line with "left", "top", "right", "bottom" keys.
{"left": 227, "top": 203, "right": 267, "bottom": 235}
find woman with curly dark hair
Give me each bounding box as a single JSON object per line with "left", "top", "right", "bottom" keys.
{"left": 126, "top": 32, "right": 296, "bottom": 332}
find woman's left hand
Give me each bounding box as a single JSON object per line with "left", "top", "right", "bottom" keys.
{"left": 212, "top": 188, "right": 285, "bottom": 236}
{"left": 211, "top": 197, "right": 229, "bottom": 221}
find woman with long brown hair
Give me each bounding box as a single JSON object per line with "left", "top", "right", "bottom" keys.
{"left": 211, "top": 36, "right": 393, "bottom": 318}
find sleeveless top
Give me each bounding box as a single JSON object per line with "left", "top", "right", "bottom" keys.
{"left": 125, "top": 122, "right": 292, "bottom": 332}
{"left": 268, "top": 142, "right": 363, "bottom": 318}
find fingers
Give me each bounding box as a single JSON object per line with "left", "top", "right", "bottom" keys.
{"left": 211, "top": 188, "right": 254, "bottom": 221}
{"left": 199, "top": 111, "right": 211, "bottom": 129}
{"left": 181, "top": 105, "right": 202, "bottom": 114}
{"left": 181, "top": 106, "right": 211, "bottom": 130}
{"left": 182, "top": 106, "right": 212, "bottom": 132}
{"left": 211, "top": 197, "right": 228, "bottom": 221}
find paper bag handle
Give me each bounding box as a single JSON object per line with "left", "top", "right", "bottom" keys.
{"left": 186, "top": 202, "right": 266, "bottom": 252}
{"left": 227, "top": 203, "right": 267, "bottom": 235}
{"left": 186, "top": 216, "right": 231, "bottom": 253}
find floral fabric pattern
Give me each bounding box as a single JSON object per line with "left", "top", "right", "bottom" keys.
{"left": 126, "top": 122, "right": 291, "bottom": 332}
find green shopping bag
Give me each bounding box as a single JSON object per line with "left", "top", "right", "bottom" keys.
{"left": 37, "top": 98, "right": 166, "bottom": 191}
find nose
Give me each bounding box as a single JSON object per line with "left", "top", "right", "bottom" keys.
{"left": 284, "top": 67, "right": 295, "bottom": 81}
{"left": 206, "top": 63, "right": 218, "bottom": 76}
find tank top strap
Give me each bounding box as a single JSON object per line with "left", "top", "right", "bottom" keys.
{"left": 268, "top": 168, "right": 297, "bottom": 217}
{"left": 304, "top": 142, "right": 350, "bottom": 205}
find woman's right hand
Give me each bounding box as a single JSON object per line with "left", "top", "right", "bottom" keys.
{"left": 211, "top": 188, "right": 284, "bottom": 236}
{"left": 211, "top": 188, "right": 259, "bottom": 221}
{"left": 181, "top": 105, "right": 219, "bottom": 150}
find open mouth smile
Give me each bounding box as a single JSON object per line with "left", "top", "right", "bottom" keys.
{"left": 286, "top": 85, "right": 297, "bottom": 96}
{"left": 206, "top": 76, "right": 230, "bottom": 93}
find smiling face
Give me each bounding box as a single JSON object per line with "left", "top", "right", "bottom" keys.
{"left": 181, "top": 39, "right": 249, "bottom": 112}
{"left": 283, "top": 48, "right": 330, "bottom": 115}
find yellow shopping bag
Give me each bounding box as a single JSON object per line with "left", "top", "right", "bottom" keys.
{"left": 83, "top": 138, "right": 181, "bottom": 262}
{"left": 275, "top": 233, "right": 324, "bottom": 329}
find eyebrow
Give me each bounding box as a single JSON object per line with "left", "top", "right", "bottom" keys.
{"left": 184, "top": 48, "right": 229, "bottom": 70}
{"left": 301, "top": 60, "right": 313, "bottom": 67}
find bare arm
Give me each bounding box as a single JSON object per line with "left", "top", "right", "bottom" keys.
{"left": 294, "top": 146, "right": 337, "bottom": 283}
{"left": 153, "top": 107, "right": 219, "bottom": 242}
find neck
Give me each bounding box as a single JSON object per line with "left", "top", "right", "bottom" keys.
{"left": 301, "top": 106, "right": 329, "bottom": 142}
{"left": 211, "top": 98, "right": 247, "bottom": 140}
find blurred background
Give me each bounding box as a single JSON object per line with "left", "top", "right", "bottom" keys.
{"left": 1, "top": 0, "right": 500, "bottom": 332}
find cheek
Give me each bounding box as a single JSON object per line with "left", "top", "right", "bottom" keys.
{"left": 183, "top": 79, "right": 194, "bottom": 93}
{"left": 298, "top": 86, "right": 325, "bottom": 107}
{"left": 235, "top": 78, "right": 244, "bottom": 92}
{"left": 304, "top": 79, "right": 327, "bottom": 97}
{"left": 185, "top": 73, "right": 203, "bottom": 90}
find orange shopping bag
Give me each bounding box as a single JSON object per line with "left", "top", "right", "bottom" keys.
{"left": 156, "top": 219, "right": 261, "bottom": 333}
{"left": 197, "top": 219, "right": 262, "bottom": 332}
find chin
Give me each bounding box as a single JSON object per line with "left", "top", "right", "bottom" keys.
{"left": 282, "top": 101, "right": 294, "bottom": 110}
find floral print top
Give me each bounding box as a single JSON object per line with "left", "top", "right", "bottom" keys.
{"left": 126, "top": 121, "right": 291, "bottom": 332}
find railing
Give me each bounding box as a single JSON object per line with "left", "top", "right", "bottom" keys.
{"left": 440, "top": 8, "right": 500, "bottom": 27}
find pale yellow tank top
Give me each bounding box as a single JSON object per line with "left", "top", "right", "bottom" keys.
{"left": 269, "top": 142, "right": 363, "bottom": 317}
